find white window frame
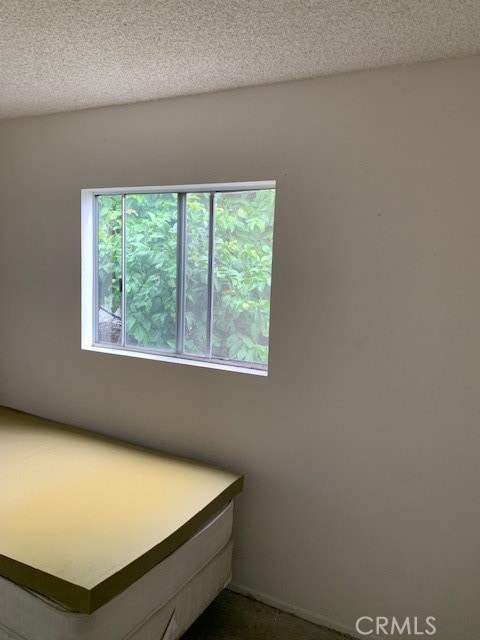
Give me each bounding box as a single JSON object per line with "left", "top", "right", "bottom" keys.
{"left": 81, "top": 181, "right": 275, "bottom": 376}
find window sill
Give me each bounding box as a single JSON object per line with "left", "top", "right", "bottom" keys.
{"left": 82, "top": 343, "right": 268, "bottom": 376}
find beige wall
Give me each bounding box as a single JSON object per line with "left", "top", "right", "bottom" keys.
{"left": 1, "top": 54, "right": 480, "bottom": 639}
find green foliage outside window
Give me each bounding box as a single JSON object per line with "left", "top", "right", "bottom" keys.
{"left": 97, "top": 189, "right": 274, "bottom": 365}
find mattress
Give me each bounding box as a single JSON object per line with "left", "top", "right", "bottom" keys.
{"left": 0, "top": 406, "right": 243, "bottom": 613}
{"left": 0, "top": 502, "right": 233, "bottom": 640}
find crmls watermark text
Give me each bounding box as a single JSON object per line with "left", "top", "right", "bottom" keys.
{"left": 355, "top": 616, "right": 437, "bottom": 636}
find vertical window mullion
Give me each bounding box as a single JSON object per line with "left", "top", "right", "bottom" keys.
{"left": 206, "top": 192, "right": 216, "bottom": 358}
{"left": 176, "top": 192, "right": 187, "bottom": 354}
{"left": 93, "top": 194, "right": 99, "bottom": 344}
{"left": 121, "top": 193, "right": 126, "bottom": 347}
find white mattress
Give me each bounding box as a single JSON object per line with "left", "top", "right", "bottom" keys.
{"left": 0, "top": 502, "right": 233, "bottom": 640}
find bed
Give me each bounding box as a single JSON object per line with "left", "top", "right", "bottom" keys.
{"left": 0, "top": 406, "right": 243, "bottom": 640}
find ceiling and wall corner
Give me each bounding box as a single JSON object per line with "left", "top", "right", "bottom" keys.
{"left": 0, "top": 0, "right": 480, "bottom": 119}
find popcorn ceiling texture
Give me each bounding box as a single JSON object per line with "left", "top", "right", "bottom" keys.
{"left": 1, "top": 0, "right": 480, "bottom": 119}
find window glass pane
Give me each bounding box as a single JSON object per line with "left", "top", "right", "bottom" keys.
{"left": 213, "top": 189, "right": 275, "bottom": 364}
{"left": 184, "top": 193, "right": 210, "bottom": 356}
{"left": 97, "top": 195, "right": 122, "bottom": 344}
{"left": 125, "top": 193, "right": 178, "bottom": 351}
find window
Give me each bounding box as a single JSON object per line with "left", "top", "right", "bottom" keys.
{"left": 81, "top": 182, "right": 276, "bottom": 375}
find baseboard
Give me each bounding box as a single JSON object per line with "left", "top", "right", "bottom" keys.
{"left": 228, "top": 582, "right": 366, "bottom": 639}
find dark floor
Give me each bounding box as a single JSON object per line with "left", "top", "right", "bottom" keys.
{"left": 182, "top": 590, "right": 355, "bottom": 640}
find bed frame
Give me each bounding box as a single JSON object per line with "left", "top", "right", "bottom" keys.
{"left": 0, "top": 406, "right": 243, "bottom": 640}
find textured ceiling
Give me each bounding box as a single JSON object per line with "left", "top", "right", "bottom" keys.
{"left": 1, "top": 0, "right": 480, "bottom": 119}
